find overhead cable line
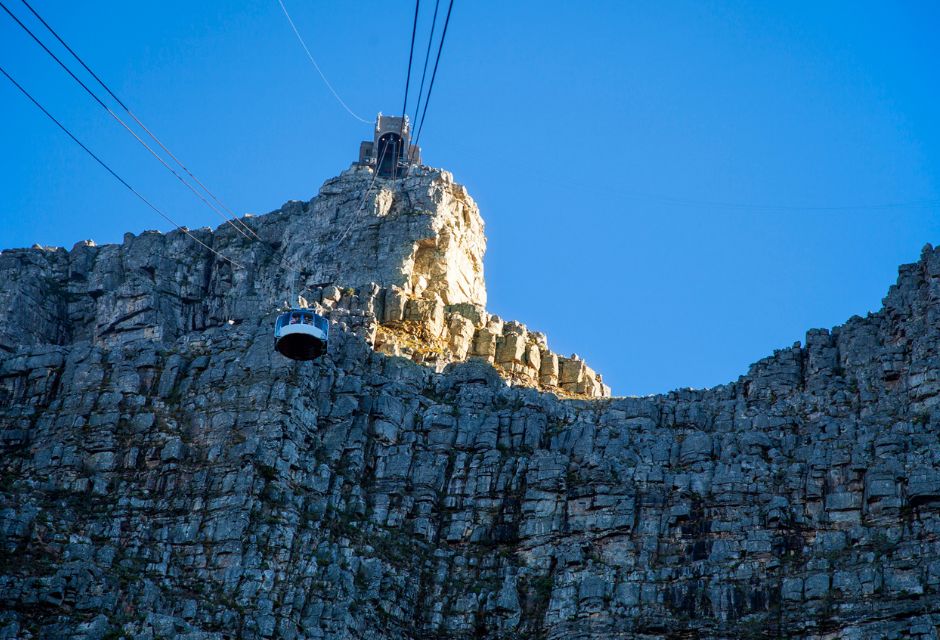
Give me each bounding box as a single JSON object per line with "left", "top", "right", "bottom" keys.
{"left": 401, "top": 0, "right": 421, "bottom": 120}
{"left": 276, "top": 0, "right": 370, "bottom": 124}
{"left": 397, "top": 0, "right": 420, "bottom": 177}
{"left": 410, "top": 0, "right": 440, "bottom": 148}
{"left": 412, "top": 0, "right": 454, "bottom": 152}
{"left": 282, "top": 143, "right": 393, "bottom": 306}
{"left": 0, "top": 1, "right": 257, "bottom": 242}
{"left": 0, "top": 65, "right": 242, "bottom": 269}
{"left": 331, "top": 142, "right": 392, "bottom": 250}
{"left": 277, "top": 147, "right": 391, "bottom": 305}
{"left": 17, "top": 0, "right": 261, "bottom": 242}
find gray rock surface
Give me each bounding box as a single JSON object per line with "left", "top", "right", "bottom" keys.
{"left": 1, "top": 165, "right": 940, "bottom": 638}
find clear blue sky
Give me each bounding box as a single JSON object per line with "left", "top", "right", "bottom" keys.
{"left": 1, "top": 1, "right": 938, "bottom": 395}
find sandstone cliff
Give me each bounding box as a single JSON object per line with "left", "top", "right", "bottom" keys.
{"left": 1, "top": 165, "right": 939, "bottom": 639}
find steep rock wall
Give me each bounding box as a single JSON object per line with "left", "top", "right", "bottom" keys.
{"left": 1, "top": 168, "right": 940, "bottom": 638}
{"left": 283, "top": 166, "right": 486, "bottom": 307}
{"left": 0, "top": 165, "right": 606, "bottom": 398}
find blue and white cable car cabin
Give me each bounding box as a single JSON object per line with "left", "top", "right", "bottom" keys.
{"left": 274, "top": 309, "right": 329, "bottom": 361}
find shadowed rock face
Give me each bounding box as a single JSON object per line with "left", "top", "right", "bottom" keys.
{"left": 1, "top": 165, "right": 940, "bottom": 639}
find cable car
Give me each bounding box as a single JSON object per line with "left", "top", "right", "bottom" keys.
{"left": 273, "top": 309, "right": 329, "bottom": 361}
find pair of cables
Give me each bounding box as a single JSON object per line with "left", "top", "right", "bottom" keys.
{"left": 402, "top": 0, "right": 455, "bottom": 162}
{"left": 279, "top": 0, "right": 456, "bottom": 171}
{"left": 5, "top": 0, "right": 461, "bottom": 273}
{"left": 1, "top": 0, "right": 252, "bottom": 267}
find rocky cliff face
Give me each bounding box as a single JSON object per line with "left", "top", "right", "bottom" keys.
{"left": 1, "top": 165, "right": 940, "bottom": 639}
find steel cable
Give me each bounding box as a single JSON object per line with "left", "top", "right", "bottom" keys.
{"left": 0, "top": 1, "right": 257, "bottom": 242}
{"left": 331, "top": 141, "right": 391, "bottom": 250}
{"left": 276, "top": 0, "right": 370, "bottom": 124}
{"left": 397, "top": 0, "right": 421, "bottom": 177}
{"left": 409, "top": 0, "right": 440, "bottom": 162}
{"left": 412, "top": 0, "right": 454, "bottom": 152}
{"left": 18, "top": 0, "right": 261, "bottom": 241}
{"left": 0, "top": 65, "right": 242, "bottom": 269}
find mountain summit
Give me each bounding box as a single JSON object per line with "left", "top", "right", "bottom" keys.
{"left": 1, "top": 166, "right": 939, "bottom": 639}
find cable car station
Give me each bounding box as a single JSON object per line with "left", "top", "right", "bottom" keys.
{"left": 358, "top": 114, "right": 422, "bottom": 178}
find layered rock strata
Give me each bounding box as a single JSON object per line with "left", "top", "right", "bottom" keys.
{"left": 0, "top": 165, "right": 608, "bottom": 399}
{"left": 1, "top": 165, "right": 940, "bottom": 639}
